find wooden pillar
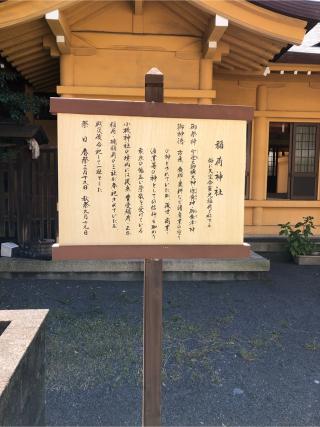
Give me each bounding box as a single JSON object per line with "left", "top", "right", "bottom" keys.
{"left": 60, "top": 54, "right": 74, "bottom": 97}
{"left": 16, "top": 147, "right": 32, "bottom": 245}
{"left": 199, "top": 59, "right": 213, "bottom": 104}
{"left": 143, "top": 68, "right": 163, "bottom": 427}
{"left": 251, "top": 85, "right": 269, "bottom": 202}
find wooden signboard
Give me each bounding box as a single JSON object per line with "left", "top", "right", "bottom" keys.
{"left": 51, "top": 71, "right": 253, "bottom": 427}
{"left": 50, "top": 99, "right": 252, "bottom": 260}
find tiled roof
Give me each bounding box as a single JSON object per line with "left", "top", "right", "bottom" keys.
{"left": 275, "top": 51, "right": 320, "bottom": 64}
{"left": 250, "top": 1, "right": 320, "bottom": 29}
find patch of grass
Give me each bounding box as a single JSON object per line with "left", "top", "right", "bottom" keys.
{"left": 215, "top": 314, "right": 234, "bottom": 326}
{"left": 239, "top": 348, "right": 256, "bottom": 362}
{"left": 280, "top": 320, "right": 289, "bottom": 328}
{"left": 304, "top": 339, "right": 320, "bottom": 351}
{"left": 118, "top": 292, "right": 140, "bottom": 304}
{"left": 225, "top": 335, "right": 237, "bottom": 346}
{"left": 270, "top": 331, "right": 281, "bottom": 343}
{"left": 171, "top": 315, "right": 183, "bottom": 323}
{"left": 250, "top": 337, "right": 266, "bottom": 349}
{"left": 46, "top": 310, "right": 142, "bottom": 392}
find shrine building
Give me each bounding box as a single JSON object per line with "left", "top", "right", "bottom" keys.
{"left": 0, "top": 0, "right": 320, "bottom": 247}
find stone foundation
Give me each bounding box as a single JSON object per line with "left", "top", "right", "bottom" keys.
{"left": 0, "top": 310, "right": 48, "bottom": 426}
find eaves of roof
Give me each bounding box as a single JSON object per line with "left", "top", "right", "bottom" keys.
{"left": 249, "top": 1, "right": 320, "bottom": 63}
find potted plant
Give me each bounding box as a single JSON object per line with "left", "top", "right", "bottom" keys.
{"left": 279, "top": 216, "right": 320, "bottom": 265}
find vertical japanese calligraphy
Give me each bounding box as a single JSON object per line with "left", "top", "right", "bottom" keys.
{"left": 110, "top": 121, "right": 117, "bottom": 229}
{"left": 214, "top": 139, "right": 224, "bottom": 199}
{"left": 189, "top": 124, "right": 198, "bottom": 233}
{"left": 176, "top": 123, "right": 184, "bottom": 240}
{"left": 123, "top": 122, "right": 132, "bottom": 236}
{"left": 95, "top": 120, "right": 103, "bottom": 193}
{"left": 80, "top": 120, "right": 90, "bottom": 236}
{"left": 207, "top": 158, "right": 214, "bottom": 228}
{"left": 138, "top": 147, "right": 144, "bottom": 234}
{"left": 150, "top": 148, "right": 157, "bottom": 239}
{"left": 164, "top": 149, "right": 171, "bottom": 234}
{"left": 57, "top": 113, "right": 246, "bottom": 246}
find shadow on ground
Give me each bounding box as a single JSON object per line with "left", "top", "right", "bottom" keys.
{"left": 0, "top": 260, "right": 320, "bottom": 426}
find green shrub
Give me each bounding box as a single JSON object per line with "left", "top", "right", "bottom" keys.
{"left": 279, "top": 216, "right": 316, "bottom": 257}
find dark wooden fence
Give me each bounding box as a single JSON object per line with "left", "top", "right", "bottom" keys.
{"left": 0, "top": 146, "right": 58, "bottom": 245}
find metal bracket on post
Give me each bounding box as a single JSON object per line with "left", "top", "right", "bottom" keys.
{"left": 143, "top": 67, "right": 164, "bottom": 427}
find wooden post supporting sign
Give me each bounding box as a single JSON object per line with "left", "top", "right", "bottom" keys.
{"left": 143, "top": 68, "right": 164, "bottom": 427}
{"left": 143, "top": 258, "right": 163, "bottom": 426}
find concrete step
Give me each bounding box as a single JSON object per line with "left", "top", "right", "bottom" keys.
{"left": 245, "top": 236, "right": 320, "bottom": 254}
{"left": 0, "top": 251, "right": 269, "bottom": 281}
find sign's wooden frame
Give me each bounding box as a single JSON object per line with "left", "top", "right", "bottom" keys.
{"left": 51, "top": 69, "right": 254, "bottom": 427}
{"left": 50, "top": 98, "right": 253, "bottom": 261}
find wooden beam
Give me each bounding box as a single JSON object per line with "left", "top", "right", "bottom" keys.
{"left": 206, "top": 14, "right": 228, "bottom": 43}
{"left": 223, "top": 33, "right": 274, "bottom": 59}
{"left": 46, "top": 9, "right": 71, "bottom": 53}
{"left": 55, "top": 35, "right": 68, "bottom": 54}
{"left": 12, "top": 52, "right": 49, "bottom": 67}
{"left": 212, "top": 41, "right": 230, "bottom": 62}
{"left": 228, "top": 26, "right": 281, "bottom": 54}
{"left": 227, "top": 52, "right": 263, "bottom": 70}
{"left": 24, "top": 61, "right": 59, "bottom": 75}
{"left": 230, "top": 44, "right": 269, "bottom": 64}
{"left": 203, "top": 40, "right": 217, "bottom": 59}
{"left": 215, "top": 63, "right": 234, "bottom": 71}
{"left": 31, "top": 73, "right": 59, "bottom": 85}
{"left": 0, "top": 29, "right": 50, "bottom": 50}
{"left": 162, "top": 2, "right": 203, "bottom": 33}
{"left": 43, "top": 34, "right": 56, "bottom": 50}
{"left": 176, "top": 2, "right": 209, "bottom": 27}
{"left": 268, "top": 63, "right": 320, "bottom": 73}
{"left": 70, "top": 47, "right": 96, "bottom": 56}
{"left": 43, "top": 34, "right": 60, "bottom": 57}
{"left": 222, "top": 56, "right": 252, "bottom": 71}
{"left": 65, "top": 3, "right": 98, "bottom": 26}
{"left": 0, "top": 21, "right": 46, "bottom": 42}
{"left": 33, "top": 84, "right": 56, "bottom": 92}
{"left": 2, "top": 39, "right": 42, "bottom": 56}
{"left": 67, "top": 2, "right": 114, "bottom": 27}
{"left": 203, "top": 14, "right": 228, "bottom": 59}
{"left": 0, "top": 1, "right": 77, "bottom": 29}
{"left": 56, "top": 85, "right": 216, "bottom": 99}
{"left": 7, "top": 46, "right": 42, "bottom": 62}
{"left": 134, "top": 0, "right": 143, "bottom": 15}
{"left": 31, "top": 78, "right": 59, "bottom": 90}
{"left": 33, "top": 82, "right": 57, "bottom": 92}
{"left": 132, "top": 0, "right": 143, "bottom": 33}
{"left": 25, "top": 67, "right": 59, "bottom": 80}
{"left": 17, "top": 58, "right": 57, "bottom": 73}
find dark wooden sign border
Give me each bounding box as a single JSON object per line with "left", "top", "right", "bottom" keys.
{"left": 51, "top": 96, "right": 252, "bottom": 261}
{"left": 50, "top": 97, "right": 254, "bottom": 121}
{"left": 52, "top": 244, "right": 250, "bottom": 260}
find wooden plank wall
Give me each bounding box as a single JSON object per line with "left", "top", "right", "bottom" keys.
{"left": 0, "top": 146, "right": 58, "bottom": 244}
{"left": 0, "top": 147, "right": 18, "bottom": 241}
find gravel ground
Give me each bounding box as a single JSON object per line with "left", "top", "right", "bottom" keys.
{"left": 0, "top": 260, "right": 320, "bottom": 426}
